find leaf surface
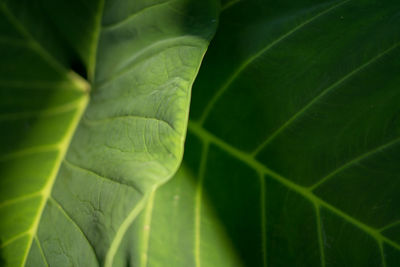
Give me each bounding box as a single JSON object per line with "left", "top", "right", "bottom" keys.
{"left": 131, "top": 0, "right": 400, "bottom": 266}
{"left": 0, "top": 0, "right": 217, "bottom": 266}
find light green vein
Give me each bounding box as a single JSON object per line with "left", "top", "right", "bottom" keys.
{"left": 189, "top": 121, "right": 312, "bottom": 198}
{"left": 104, "top": 196, "right": 148, "bottom": 267}
{"left": 102, "top": 0, "right": 175, "bottom": 31}
{"left": 0, "top": 192, "right": 42, "bottom": 209}
{"left": 19, "top": 97, "right": 88, "bottom": 267}
{"left": 379, "top": 241, "right": 387, "bottom": 267}
{"left": 198, "top": 0, "right": 350, "bottom": 125}
{"left": 140, "top": 190, "right": 156, "bottom": 267}
{"left": 0, "top": 11, "right": 90, "bottom": 266}
{"left": 195, "top": 142, "right": 209, "bottom": 267}
{"left": 0, "top": 145, "right": 60, "bottom": 162}
{"left": 95, "top": 37, "right": 205, "bottom": 88}
{"left": 0, "top": 98, "right": 84, "bottom": 121}
{"left": 63, "top": 159, "right": 143, "bottom": 194}
{"left": 49, "top": 197, "right": 98, "bottom": 261}
{"left": 156, "top": 119, "right": 180, "bottom": 163}
{"left": 188, "top": 121, "right": 400, "bottom": 253}
{"left": 379, "top": 220, "right": 400, "bottom": 233}
{"left": 83, "top": 114, "right": 177, "bottom": 134}
{"left": 310, "top": 135, "right": 400, "bottom": 191}
{"left": 34, "top": 235, "right": 49, "bottom": 267}
{"left": 252, "top": 41, "right": 400, "bottom": 156}
{"left": 0, "top": 80, "right": 85, "bottom": 90}
{"left": 0, "top": 231, "right": 30, "bottom": 249}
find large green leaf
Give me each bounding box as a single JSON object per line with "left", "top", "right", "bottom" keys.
{"left": 0, "top": 0, "right": 217, "bottom": 266}
{"left": 130, "top": 0, "right": 400, "bottom": 266}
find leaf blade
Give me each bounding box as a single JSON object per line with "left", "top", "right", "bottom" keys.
{"left": 132, "top": 0, "right": 400, "bottom": 266}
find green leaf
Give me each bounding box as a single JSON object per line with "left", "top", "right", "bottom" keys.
{"left": 130, "top": 0, "right": 400, "bottom": 266}
{"left": 0, "top": 0, "right": 217, "bottom": 266}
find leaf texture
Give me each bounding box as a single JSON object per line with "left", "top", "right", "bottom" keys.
{"left": 129, "top": 0, "right": 400, "bottom": 266}
{"left": 0, "top": 0, "right": 218, "bottom": 266}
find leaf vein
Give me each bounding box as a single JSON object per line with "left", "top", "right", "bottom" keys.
{"left": 188, "top": 121, "right": 400, "bottom": 252}
{"left": 105, "top": 197, "right": 148, "bottom": 267}
{"left": 63, "top": 159, "right": 143, "bottom": 194}
{"left": 252, "top": 42, "right": 400, "bottom": 156}
{"left": 0, "top": 81, "right": 85, "bottom": 90}
{"left": 34, "top": 235, "right": 49, "bottom": 267}
{"left": 0, "top": 192, "right": 42, "bottom": 209}
{"left": 49, "top": 197, "right": 99, "bottom": 262}
{"left": 96, "top": 38, "right": 203, "bottom": 88}
{"left": 379, "top": 220, "right": 400, "bottom": 233}
{"left": 199, "top": 0, "right": 350, "bottom": 125}
{"left": 379, "top": 241, "right": 387, "bottom": 267}
{"left": 310, "top": 135, "right": 400, "bottom": 191}
{"left": 83, "top": 114, "right": 177, "bottom": 134}
{"left": 102, "top": 0, "right": 175, "bottom": 30}
{"left": 140, "top": 190, "right": 156, "bottom": 267}
{"left": 0, "top": 99, "right": 84, "bottom": 121}
{"left": 0, "top": 231, "right": 30, "bottom": 249}
{"left": 0, "top": 145, "right": 60, "bottom": 162}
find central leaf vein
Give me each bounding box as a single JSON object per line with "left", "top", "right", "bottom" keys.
{"left": 188, "top": 121, "right": 400, "bottom": 253}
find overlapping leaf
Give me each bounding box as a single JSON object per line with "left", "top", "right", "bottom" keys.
{"left": 130, "top": 0, "right": 400, "bottom": 266}
{"left": 0, "top": 0, "right": 217, "bottom": 266}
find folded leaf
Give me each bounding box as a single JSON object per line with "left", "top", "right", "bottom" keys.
{"left": 130, "top": 0, "right": 400, "bottom": 266}
{"left": 0, "top": 0, "right": 217, "bottom": 266}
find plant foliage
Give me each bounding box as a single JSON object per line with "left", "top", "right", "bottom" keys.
{"left": 0, "top": 0, "right": 217, "bottom": 265}
{"left": 131, "top": 0, "right": 400, "bottom": 266}
{"left": 1, "top": 0, "right": 400, "bottom": 266}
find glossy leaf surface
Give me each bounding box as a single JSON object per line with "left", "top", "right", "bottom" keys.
{"left": 0, "top": 0, "right": 217, "bottom": 266}
{"left": 131, "top": 0, "right": 400, "bottom": 266}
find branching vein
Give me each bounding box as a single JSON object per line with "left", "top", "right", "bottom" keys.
{"left": 252, "top": 41, "right": 400, "bottom": 156}
{"left": 63, "top": 159, "right": 143, "bottom": 194}
{"left": 188, "top": 121, "right": 400, "bottom": 255}
{"left": 198, "top": 0, "right": 350, "bottom": 125}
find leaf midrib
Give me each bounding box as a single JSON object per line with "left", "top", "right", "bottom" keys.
{"left": 0, "top": 1, "right": 145, "bottom": 265}
{"left": 199, "top": 0, "right": 400, "bottom": 166}
{"left": 187, "top": 121, "right": 400, "bottom": 262}
{"left": 189, "top": 8, "right": 400, "bottom": 263}
{"left": 2, "top": 0, "right": 209, "bottom": 266}
{"left": 20, "top": 97, "right": 88, "bottom": 266}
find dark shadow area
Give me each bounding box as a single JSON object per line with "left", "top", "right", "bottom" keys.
{"left": 0, "top": 247, "right": 5, "bottom": 267}
{"left": 184, "top": 132, "right": 264, "bottom": 267}
{"left": 179, "top": 0, "right": 219, "bottom": 41}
